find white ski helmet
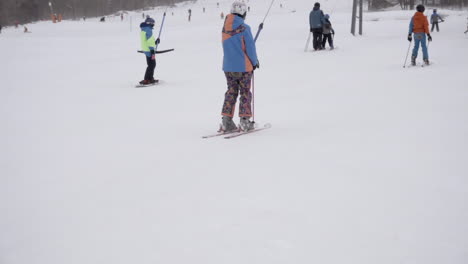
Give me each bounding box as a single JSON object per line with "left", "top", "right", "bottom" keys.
{"left": 230, "top": 1, "right": 247, "bottom": 16}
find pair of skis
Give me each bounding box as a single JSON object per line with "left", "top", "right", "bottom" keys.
{"left": 202, "top": 123, "right": 272, "bottom": 139}
{"left": 406, "top": 61, "right": 433, "bottom": 68}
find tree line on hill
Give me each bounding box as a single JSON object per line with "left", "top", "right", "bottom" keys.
{"left": 0, "top": 0, "right": 185, "bottom": 26}
{"left": 366, "top": 0, "right": 467, "bottom": 11}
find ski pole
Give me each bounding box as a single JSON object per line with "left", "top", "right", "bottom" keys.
{"left": 252, "top": 72, "right": 255, "bottom": 122}
{"left": 250, "top": 0, "right": 274, "bottom": 123}
{"left": 254, "top": 0, "right": 275, "bottom": 42}
{"left": 251, "top": 0, "right": 275, "bottom": 123}
{"left": 304, "top": 32, "right": 311, "bottom": 52}
{"left": 403, "top": 40, "right": 411, "bottom": 68}
{"left": 155, "top": 7, "right": 168, "bottom": 51}
{"left": 138, "top": 48, "right": 174, "bottom": 54}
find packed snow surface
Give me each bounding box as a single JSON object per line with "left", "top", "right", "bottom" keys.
{"left": 1, "top": 0, "right": 468, "bottom": 263}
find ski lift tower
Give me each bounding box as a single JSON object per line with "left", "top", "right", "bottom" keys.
{"left": 351, "top": 0, "right": 363, "bottom": 35}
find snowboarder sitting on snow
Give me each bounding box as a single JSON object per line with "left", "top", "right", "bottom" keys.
{"left": 430, "top": 9, "right": 444, "bottom": 32}
{"left": 139, "top": 17, "right": 160, "bottom": 85}
{"left": 408, "top": 4, "right": 432, "bottom": 66}
{"left": 309, "top": 2, "right": 325, "bottom": 50}
{"left": 220, "top": 1, "right": 259, "bottom": 132}
{"left": 322, "top": 14, "right": 335, "bottom": 50}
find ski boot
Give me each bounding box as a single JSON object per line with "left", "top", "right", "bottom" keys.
{"left": 220, "top": 116, "right": 238, "bottom": 132}
{"left": 411, "top": 56, "right": 416, "bottom": 66}
{"left": 423, "top": 58, "right": 430, "bottom": 65}
{"left": 239, "top": 117, "right": 255, "bottom": 131}
{"left": 139, "top": 79, "right": 152, "bottom": 85}
{"left": 150, "top": 78, "right": 159, "bottom": 84}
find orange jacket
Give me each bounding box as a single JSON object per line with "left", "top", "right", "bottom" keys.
{"left": 409, "top": 12, "right": 429, "bottom": 34}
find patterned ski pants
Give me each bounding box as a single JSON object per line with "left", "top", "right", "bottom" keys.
{"left": 221, "top": 72, "right": 253, "bottom": 117}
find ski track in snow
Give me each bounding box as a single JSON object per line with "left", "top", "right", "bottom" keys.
{"left": 1, "top": 1, "right": 468, "bottom": 264}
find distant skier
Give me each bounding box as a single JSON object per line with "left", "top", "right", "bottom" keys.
{"left": 309, "top": 2, "right": 325, "bottom": 50}
{"left": 188, "top": 9, "right": 192, "bottom": 22}
{"left": 0, "top": 24, "right": 2, "bottom": 34}
{"left": 221, "top": 12, "right": 224, "bottom": 19}
{"left": 430, "top": 9, "right": 444, "bottom": 32}
{"left": 408, "top": 4, "right": 432, "bottom": 66}
{"left": 100, "top": 17, "right": 105, "bottom": 22}
{"left": 219, "top": 1, "right": 259, "bottom": 132}
{"left": 139, "top": 17, "right": 160, "bottom": 85}
{"left": 322, "top": 14, "right": 335, "bottom": 50}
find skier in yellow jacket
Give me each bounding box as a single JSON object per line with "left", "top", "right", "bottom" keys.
{"left": 139, "top": 17, "right": 160, "bottom": 85}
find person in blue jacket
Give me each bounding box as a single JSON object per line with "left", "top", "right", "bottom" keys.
{"left": 220, "top": 1, "right": 259, "bottom": 132}
{"left": 139, "top": 17, "right": 160, "bottom": 85}
{"left": 430, "top": 9, "right": 444, "bottom": 32}
{"left": 309, "top": 2, "right": 325, "bottom": 50}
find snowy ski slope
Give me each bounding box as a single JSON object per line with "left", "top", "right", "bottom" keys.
{"left": 1, "top": 0, "right": 468, "bottom": 263}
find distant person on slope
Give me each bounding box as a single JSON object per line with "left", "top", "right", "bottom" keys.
{"left": 465, "top": 17, "right": 468, "bottom": 34}
{"left": 322, "top": 14, "right": 335, "bottom": 50}
{"left": 220, "top": 1, "right": 259, "bottom": 132}
{"left": 430, "top": 9, "right": 444, "bottom": 32}
{"left": 139, "top": 17, "right": 160, "bottom": 85}
{"left": 408, "top": 4, "right": 432, "bottom": 66}
{"left": 309, "top": 2, "right": 325, "bottom": 50}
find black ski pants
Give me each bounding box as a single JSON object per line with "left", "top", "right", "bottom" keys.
{"left": 431, "top": 22, "right": 439, "bottom": 32}
{"left": 144, "top": 56, "right": 156, "bottom": 81}
{"left": 322, "top": 33, "right": 334, "bottom": 49}
{"left": 312, "top": 28, "right": 323, "bottom": 50}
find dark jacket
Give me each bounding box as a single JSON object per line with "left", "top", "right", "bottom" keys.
{"left": 309, "top": 6, "right": 325, "bottom": 29}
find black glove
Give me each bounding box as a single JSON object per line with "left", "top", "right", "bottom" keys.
{"left": 407, "top": 34, "right": 412, "bottom": 42}
{"left": 253, "top": 61, "right": 260, "bottom": 70}
{"left": 332, "top": 30, "right": 335, "bottom": 35}
{"left": 155, "top": 38, "right": 160, "bottom": 45}
{"left": 310, "top": 28, "right": 313, "bottom": 32}
{"left": 427, "top": 34, "right": 432, "bottom": 41}
{"left": 258, "top": 23, "right": 263, "bottom": 30}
